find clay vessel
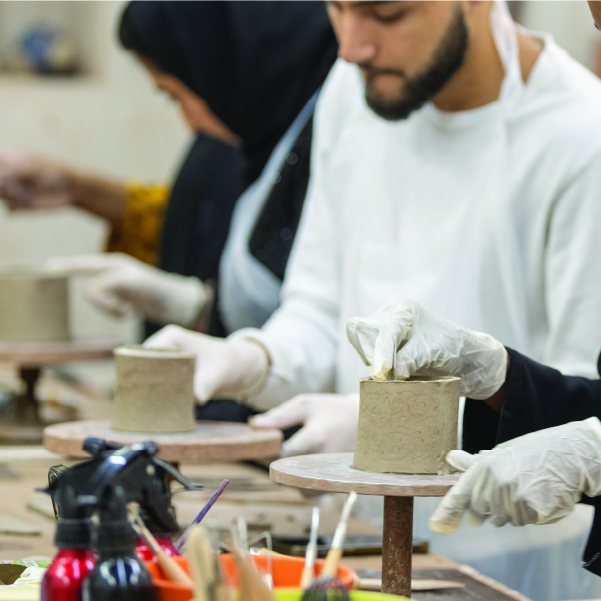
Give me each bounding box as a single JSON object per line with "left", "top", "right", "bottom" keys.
{"left": 0, "top": 267, "right": 70, "bottom": 342}
{"left": 112, "top": 345, "right": 196, "bottom": 434}
{"left": 353, "top": 376, "right": 461, "bottom": 475}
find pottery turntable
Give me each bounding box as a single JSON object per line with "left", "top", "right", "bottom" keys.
{"left": 0, "top": 268, "right": 117, "bottom": 443}
{"left": 270, "top": 376, "right": 462, "bottom": 598}
{"left": 43, "top": 345, "right": 282, "bottom": 464}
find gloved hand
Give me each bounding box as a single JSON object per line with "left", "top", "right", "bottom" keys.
{"left": 48, "top": 253, "right": 206, "bottom": 327}
{"left": 0, "top": 151, "right": 73, "bottom": 210}
{"left": 250, "top": 394, "right": 360, "bottom": 456}
{"left": 429, "top": 417, "right": 601, "bottom": 534}
{"left": 144, "top": 325, "right": 270, "bottom": 404}
{"left": 346, "top": 299, "right": 508, "bottom": 399}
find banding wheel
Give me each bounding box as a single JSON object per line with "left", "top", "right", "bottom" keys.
{"left": 269, "top": 452, "right": 459, "bottom": 598}
{"left": 0, "top": 340, "right": 117, "bottom": 443}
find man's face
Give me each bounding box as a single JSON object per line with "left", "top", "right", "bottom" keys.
{"left": 326, "top": 1, "right": 469, "bottom": 120}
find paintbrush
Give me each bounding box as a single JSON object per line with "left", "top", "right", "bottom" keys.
{"left": 131, "top": 510, "right": 194, "bottom": 587}
{"left": 175, "top": 479, "right": 229, "bottom": 551}
{"left": 301, "top": 492, "right": 357, "bottom": 601}
{"left": 300, "top": 507, "right": 320, "bottom": 589}
{"left": 230, "top": 518, "right": 275, "bottom": 601}
{"left": 187, "top": 524, "right": 230, "bottom": 601}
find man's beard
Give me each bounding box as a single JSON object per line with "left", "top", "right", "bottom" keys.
{"left": 364, "top": 6, "right": 469, "bottom": 121}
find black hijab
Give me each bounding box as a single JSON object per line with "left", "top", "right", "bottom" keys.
{"left": 120, "top": 1, "right": 338, "bottom": 184}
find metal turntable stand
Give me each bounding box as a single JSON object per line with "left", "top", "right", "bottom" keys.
{"left": 0, "top": 339, "right": 117, "bottom": 444}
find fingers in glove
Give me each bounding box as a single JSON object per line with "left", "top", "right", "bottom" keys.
{"left": 429, "top": 465, "right": 482, "bottom": 534}
{"left": 445, "top": 450, "right": 475, "bottom": 472}
{"left": 281, "top": 424, "right": 324, "bottom": 457}
{"left": 372, "top": 318, "right": 414, "bottom": 381}
{"left": 144, "top": 325, "right": 189, "bottom": 350}
{"left": 85, "top": 278, "right": 131, "bottom": 317}
{"left": 346, "top": 318, "right": 377, "bottom": 367}
{"left": 393, "top": 334, "right": 425, "bottom": 380}
{"left": 46, "top": 253, "right": 129, "bottom": 276}
{"left": 250, "top": 395, "right": 313, "bottom": 430}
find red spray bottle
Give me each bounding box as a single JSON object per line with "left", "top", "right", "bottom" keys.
{"left": 42, "top": 466, "right": 95, "bottom": 601}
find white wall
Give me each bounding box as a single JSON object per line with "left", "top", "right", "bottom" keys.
{"left": 519, "top": 1, "right": 600, "bottom": 70}
{"left": 0, "top": 1, "right": 189, "bottom": 342}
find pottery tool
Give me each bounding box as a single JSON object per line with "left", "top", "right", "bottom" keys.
{"left": 175, "top": 479, "right": 230, "bottom": 551}
{"left": 247, "top": 531, "right": 274, "bottom": 589}
{"left": 230, "top": 518, "right": 275, "bottom": 601}
{"left": 131, "top": 509, "right": 194, "bottom": 587}
{"left": 321, "top": 492, "right": 356, "bottom": 579}
{"left": 300, "top": 507, "right": 320, "bottom": 589}
{"left": 187, "top": 525, "right": 230, "bottom": 601}
{"left": 301, "top": 492, "right": 357, "bottom": 601}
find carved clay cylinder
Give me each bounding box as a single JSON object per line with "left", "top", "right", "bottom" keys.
{"left": 112, "top": 345, "right": 196, "bottom": 434}
{"left": 353, "top": 376, "right": 461, "bottom": 475}
{"left": 0, "top": 268, "right": 70, "bottom": 342}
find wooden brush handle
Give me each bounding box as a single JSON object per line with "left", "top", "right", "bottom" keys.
{"left": 156, "top": 547, "right": 194, "bottom": 586}
{"left": 300, "top": 565, "right": 314, "bottom": 589}
{"left": 322, "top": 547, "right": 343, "bottom": 579}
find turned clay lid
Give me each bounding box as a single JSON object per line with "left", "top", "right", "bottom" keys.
{"left": 113, "top": 344, "right": 196, "bottom": 360}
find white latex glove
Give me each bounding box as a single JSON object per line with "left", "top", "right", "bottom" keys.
{"left": 0, "top": 151, "right": 73, "bottom": 210}
{"left": 144, "top": 325, "right": 270, "bottom": 404}
{"left": 429, "top": 417, "right": 601, "bottom": 534}
{"left": 346, "top": 299, "right": 507, "bottom": 399}
{"left": 47, "top": 253, "right": 206, "bottom": 327}
{"left": 250, "top": 394, "right": 360, "bottom": 456}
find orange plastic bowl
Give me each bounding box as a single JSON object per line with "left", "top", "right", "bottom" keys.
{"left": 147, "top": 554, "right": 358, "bottom": 601}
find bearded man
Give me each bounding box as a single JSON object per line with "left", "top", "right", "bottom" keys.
{"left": 147, "top": 2, "right": 601, "bottom": 598}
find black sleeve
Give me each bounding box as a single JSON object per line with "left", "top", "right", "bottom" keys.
{"left": 463, "top": 347, "right": 601, "bottom": 452}
{"left": 462, "top": 347, "right": 601, "bottom": 576}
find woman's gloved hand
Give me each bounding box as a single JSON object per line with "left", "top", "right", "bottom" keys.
{"left": 0, "top": 151, "right": 74, "bottom": 210}
{"left": 48, "top": 253, "right": 207, "bottom": 327}
{"left": 346, "top": 299, "right": 508, "bottom": 399}
{"left": 250, "top": 394, "right": 360, "bottom": 456}
{"left": 144, "top": 325, "right": 270, "bottom": 404}
{"left": 429, "top": 417, "right": 601, "bottom": 534}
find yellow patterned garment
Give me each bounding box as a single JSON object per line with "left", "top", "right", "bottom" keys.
{"left": 107, "top": 182, "right": 171, "bottom": 266}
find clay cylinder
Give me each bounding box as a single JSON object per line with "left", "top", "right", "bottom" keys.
{"left": 353, "top": 376, "right": 461, "bottom": 475}
{"left": 112, "top": 346, "right": 196, "bottom": 434}
{"left": 0, "top": 268, "right": 70, "bottom": 343}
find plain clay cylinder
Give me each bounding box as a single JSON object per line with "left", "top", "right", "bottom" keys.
{"left": 112, "top": 345, "right": 196, "bottom": 434}
{"left": 353, "top": 376, "right": 461, "bottom": 475}
{"left": 0, "top": 267, "right": 70, "bottom": 343}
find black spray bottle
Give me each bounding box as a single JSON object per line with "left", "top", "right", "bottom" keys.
{"left": 80, "top": 440, "right": 198, "bottom": 601}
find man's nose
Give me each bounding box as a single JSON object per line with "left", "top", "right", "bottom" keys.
{"left": 336, "top": 19, "right": 377, "bottom": 65}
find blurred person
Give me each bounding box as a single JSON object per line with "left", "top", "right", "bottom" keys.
{"left": 0, "top": 1, "right": 337, "bottom": 342}
{"left": 145, "top": 1, "right": 601, "bottom": 598}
